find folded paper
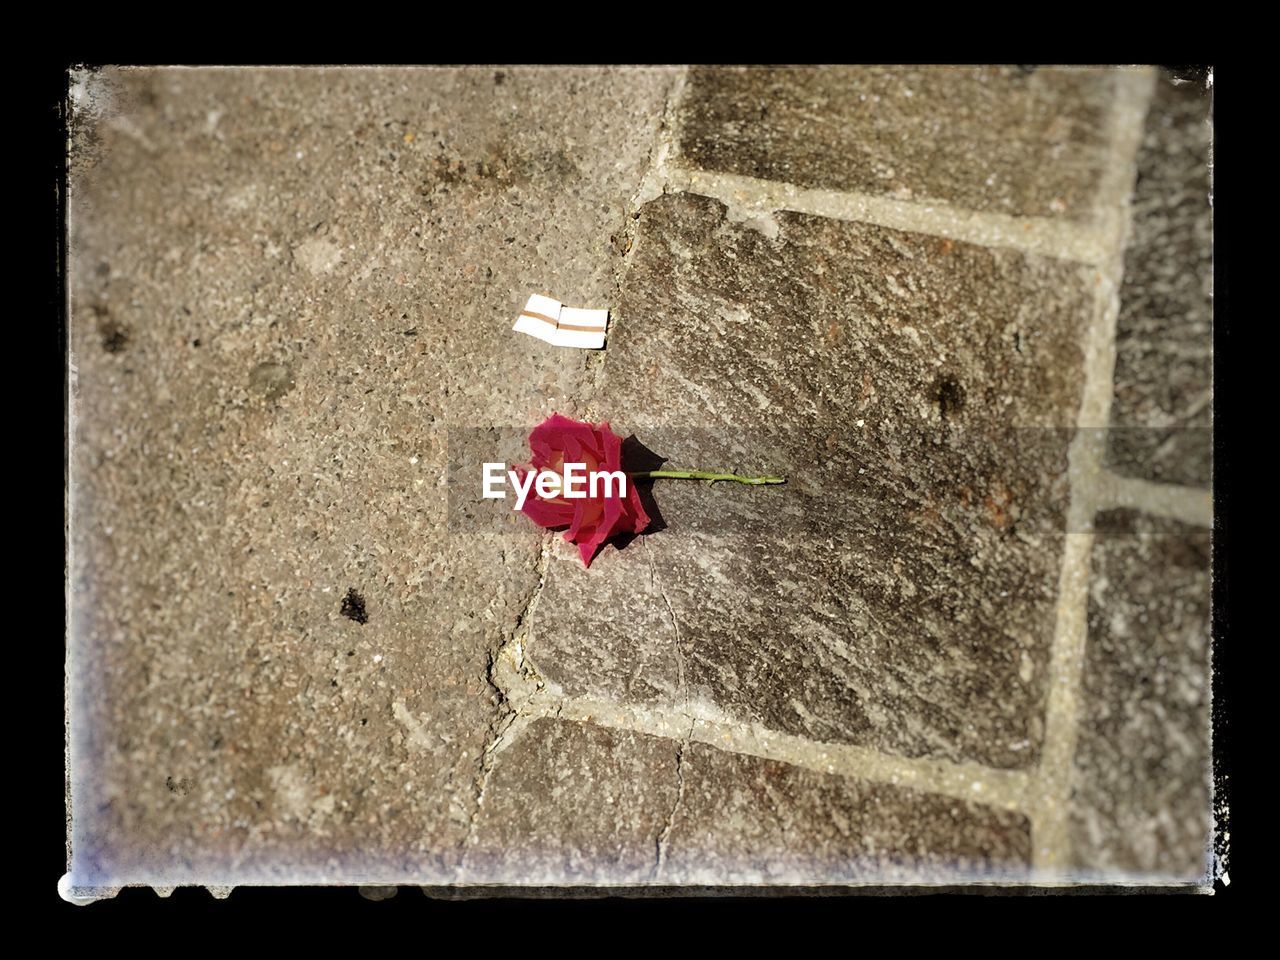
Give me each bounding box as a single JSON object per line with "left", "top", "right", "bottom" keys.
{"left": 512, "top": 295, "right": 608, "bottom": 349}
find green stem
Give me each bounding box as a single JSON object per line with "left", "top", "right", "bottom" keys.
{"left": 631, "top": 469, "right": 786, "bottom": 485}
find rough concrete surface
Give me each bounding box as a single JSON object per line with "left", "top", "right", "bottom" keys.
{"left": 65, "top": 65, "right": 1215, "bottom": 896}
{"left": 67, "top": 65, "right": 674, "bottom": 887}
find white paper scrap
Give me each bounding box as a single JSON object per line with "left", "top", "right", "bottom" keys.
{"left": 512, "top": 294, "right": 609, "bottom": 349}
{"left": 512, "top": 294, "right": 563, "bottom": 345}
{"left": 554, "top": 307, "right": 608, "bottom": 349}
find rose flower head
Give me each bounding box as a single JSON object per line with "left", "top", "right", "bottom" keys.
{"left": 514, "top": 413, "right": 650, "bottom": 567}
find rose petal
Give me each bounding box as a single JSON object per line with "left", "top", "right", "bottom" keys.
{"left": 598, "top": 421, "right": 623, "bottom": 472}
{"left": 599, "top": 427, "right": 650, "bottom": 533}
{"left": 514, "top": 467, "right": 575, "bottom": 528}
{"left": 565, "top": 493, "right": 604, "bottom": 542}
{"left": 562, "top": 434, "right": 584, "bottom": 468}
{"left": 530, "top": 413, "right": 605, "bottom": 463}
{"left": 520, "top": 496, "right": 574, "bottom": 529}
{"left": 529, "top": 438, "right": 555, "bottom": 468}
{"left": 576, "top": 487, "right": 622, "bottom": 568}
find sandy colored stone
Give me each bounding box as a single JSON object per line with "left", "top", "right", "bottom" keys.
{"left": 66, "top": 65, "right": 675, "bottom": 887}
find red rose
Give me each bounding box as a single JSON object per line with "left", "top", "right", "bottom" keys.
{"left": 515, "top": 413, "right": 651, "bottom": 567}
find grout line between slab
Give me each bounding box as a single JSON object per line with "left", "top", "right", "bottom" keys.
{"left": 657, "top": 165, "right": 1117, "bottom": 265}
{"left": 1094, "top": 472, "right": 1212, "bottom": 528}
{"left": 497, "top": 691, "right": 1033, "bottom": 814}
{"left": 1025, "top": 67, "right": 1157, "bottom": 878}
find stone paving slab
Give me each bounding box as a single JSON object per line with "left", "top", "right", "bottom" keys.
{"left": 662, "top": 740, "right": 1032, "bottom": 884}
{"left": 1070, "top": 510, "right": 1212, "bottom": 880}
{"left": 675, "top": 66, "right": 1121, "bottom": 222}
{"left": 1105, "top": 69, "right": 1213, "bottom": 487}
{"left": 528, "top": 192, "right": 1096, "bottom": 771}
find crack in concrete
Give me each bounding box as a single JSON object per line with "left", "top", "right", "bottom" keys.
{"left": 645, "top": 534, "right": 696, "bottom": 880}
{"left": 585, "top": 68, "right": 689, "bottom": 419}
{"left": 644, "top": 537, "right": 689, "bottom": 712}
{"left": 462, "top": 532, "right": 554, "bottom": 873}
{"left": 652, "top": 736, "right": 689, "bottom": 881}
{"left": 465, "top": 76, "right": 694, "bottom": 853}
